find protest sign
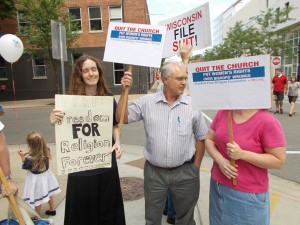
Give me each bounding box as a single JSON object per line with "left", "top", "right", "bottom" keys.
{"left": 187, "top": 55, "right": 271, "bottom": 109}
{"left": 54, "top": 95, "right": 113, "bottom": 175}
{"left": 103, "top": 22, "right": 166, "bottom": 68}
{"left": 159, "top": 3, "right": 211, "bottom": 58}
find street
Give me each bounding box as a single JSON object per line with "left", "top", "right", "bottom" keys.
{"left": 1, "top": 98, "right": 300, "bottom": 183}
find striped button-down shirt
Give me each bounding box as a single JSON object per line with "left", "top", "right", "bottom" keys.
{"left": 128, "top": 91, "right": 208, "bottom": 168}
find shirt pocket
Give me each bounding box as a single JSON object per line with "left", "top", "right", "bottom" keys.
{"left": 177, "top": 119, "right": 192, "bottom": 136}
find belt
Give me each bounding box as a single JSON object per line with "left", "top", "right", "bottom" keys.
{"left": 148, "top": 155, "right": 195, "bottom": 170}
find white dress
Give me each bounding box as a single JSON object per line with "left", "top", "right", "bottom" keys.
{"left": 22, "top": 156, "right": 61, "bottom": 208}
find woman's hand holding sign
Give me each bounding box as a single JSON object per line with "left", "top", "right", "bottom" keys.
{"left": 50, "top": 109, "right": 65, "bottom": 125}
{"left": 226, "top": 141, "right": 244, "bottom": 160}
{"left": 218, "top": 156, "right": 238, "bottom": 180}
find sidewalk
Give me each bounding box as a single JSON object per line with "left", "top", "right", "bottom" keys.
{"left": 1, "top": 96, "right": 300, "bottom": 225}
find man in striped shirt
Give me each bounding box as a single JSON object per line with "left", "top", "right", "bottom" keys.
{"left": 117, "top": 45, "right": 208, "bottom": 225}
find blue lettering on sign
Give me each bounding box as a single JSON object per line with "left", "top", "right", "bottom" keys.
{"left": 192, "top": 67, "right": 265, "bottom": 82}
{"left": 111, "top": 30, "right": 119, "bottom": 38}
{"left": 152, "top": 34, "right": 162, "bottom": 42}
{"left": 110, "top": 30, "right": 162, "bottom": 43}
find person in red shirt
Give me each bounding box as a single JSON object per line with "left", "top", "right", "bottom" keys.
{"left": 272, "top": 68, "right": 288, "bottom": 114}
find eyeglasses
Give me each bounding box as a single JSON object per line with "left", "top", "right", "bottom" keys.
{"left": 82, "top": 67, "right": 98, "bottom": 74}
{"left": 168, "top": 76, "right": 188, "bottom": 82}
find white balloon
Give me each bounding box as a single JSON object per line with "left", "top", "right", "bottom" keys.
{"left": 0, "top": 34, "right": 24, "bottom": 63}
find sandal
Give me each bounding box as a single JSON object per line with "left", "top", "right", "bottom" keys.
{"left": 45, "top": 210, "right": 56, "bottom": 216}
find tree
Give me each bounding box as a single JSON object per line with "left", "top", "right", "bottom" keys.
{"left": 251, "top": 6, "right": 294, "bottom": 56}
{"left": 16, "top": 0, "right": 79, "bottom": 93}
{"left": 203, "top": 6, "right": 294, "bottom": 61}
{"left": 0, "top": 0, "right": 16, "bottom": 20}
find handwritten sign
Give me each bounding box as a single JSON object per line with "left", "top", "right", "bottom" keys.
{"left": 187, "top": 55, "right": 271, "bottom": 109}
{"left": 103, "top": 22, "right": 166, "bottom": 68}
{"left": 159, "top": 3, "right": 212, "bottom": 58}
{"left": 55, "top": 95, "right": 113, "bottom": 175}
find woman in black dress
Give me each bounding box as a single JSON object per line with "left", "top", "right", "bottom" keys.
{"left": 50, "top": 55, "right": 126, "bottom": 225}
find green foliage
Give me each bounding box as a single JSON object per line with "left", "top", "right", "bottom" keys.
{"left": 190, "top": 54, "right": 203, "bottom": 61}
{"left": 16, "top": 0, "right": 79, "bottom": 93}
{"left": 0, "top": 0, "right": 16, "bottom": 20}
{"left": 203, "top": 6, "right": 294, "bottom": 61}
{"left": 17, "top": 0, "right": 78, "bottom": 56}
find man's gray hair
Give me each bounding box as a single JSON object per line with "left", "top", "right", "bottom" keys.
{"left": 161, "top": 61, "right": 185, "bottom": 78}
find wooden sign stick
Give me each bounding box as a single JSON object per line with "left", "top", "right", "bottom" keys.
{"left": 0, "top": 166, "right": 25, "bottom": 225}
{"left": 118, "top": 64, "right": 132, "bottom": 134}
{"left": 227, "top": 110, "right": 237, "bottom": 186}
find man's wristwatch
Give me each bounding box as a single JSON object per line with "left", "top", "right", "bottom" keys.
{"left": 5, "top": 175, "right": 12, "bottom": 180}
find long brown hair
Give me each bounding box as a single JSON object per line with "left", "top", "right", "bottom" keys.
{"left": 26, "top": 131, "right": 51, "bottom": 172}
{"left": 290, "top": 75, "right": 297, "bottom": 83}
{"left": 68, "top": 55, "right": 110, "bottom": 96}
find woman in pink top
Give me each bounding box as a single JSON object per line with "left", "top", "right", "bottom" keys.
{"left": 205, "top": 109, "right": 286, "bottom": 225}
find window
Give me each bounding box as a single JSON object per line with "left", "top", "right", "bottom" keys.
{"left": 33, "top": 57, "right": 46, "bottom": 78}
{"left": 0, "top": 57, "right": 7, "bottom": 79}
{"left": 113, "top": 63, "right": 124, "bottom": 85}
{"left": 109, "top": 6, "right": 122, "bottom": 23}
{"left": 17, "top": 11, "right": 30, "bottom": 35}
{"left": 69, "top": 8, "right": 82, "bottom": 32}
{"left": 89, "top": 7, "right": 102, "bottom": 31}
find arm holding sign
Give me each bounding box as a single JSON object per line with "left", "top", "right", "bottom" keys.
{"left": 226, "top": 141, "right": 285, "bottom": 169}
{"left": 50, "top": 109, "right": 65, "bottom": 125}
{"left": 116, "top": 71, "right": 133, "bottom": 124}
{"left": 205, "top": 128, "right": 238, "bottom": 180}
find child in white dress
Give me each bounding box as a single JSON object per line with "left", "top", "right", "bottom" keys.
{"left": 18, "top": 131, "right": 60, "bottom": 218}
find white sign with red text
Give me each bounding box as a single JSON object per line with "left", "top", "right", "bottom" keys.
{"left": 187, "top": 55, "right": 271, "bottom": 109}
{"left": 103, "top": 22, "right": 166, "bottom": 68}
{"left": 159, "top": 3, "right": 212, "bottom": 58}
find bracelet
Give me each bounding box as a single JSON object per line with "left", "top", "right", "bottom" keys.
{"left": 5, "top": 175, "right": 12, "bottom": 180}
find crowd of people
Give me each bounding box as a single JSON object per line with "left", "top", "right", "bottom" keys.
{"left": 0, "top": 43, "right": 292, "bottom": 225}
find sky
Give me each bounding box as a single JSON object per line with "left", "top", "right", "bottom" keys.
{"left": 147, "top": 0, "right": 237, "bottom": 25}
{"left": 146, "top": 0, "right": 241, "bottom": 56}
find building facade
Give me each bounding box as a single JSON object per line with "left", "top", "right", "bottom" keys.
{"left": 0, "top": 0, "right": 151, "bottom": 101}
{"left": 212, "top": 0, "right": 300, "bottom": 79}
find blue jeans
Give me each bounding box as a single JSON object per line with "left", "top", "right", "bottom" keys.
{"left": 209, "top": 178, "right": 270, "bottom": 225}
{"left": 164, "top": 191, "right": 176, "bottom": 219}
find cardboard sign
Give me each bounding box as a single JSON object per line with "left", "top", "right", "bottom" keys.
{"left": 55, "top": 95, "right": 113, "bottom": 175}
{"left": 159, "top": 3, "right": 212, "bottom": 58}
{"left": 187, "top": 55, "right": 271, "bottom": 109}
{"left": 103, "top": 22, "right": 166, "bottom": 68}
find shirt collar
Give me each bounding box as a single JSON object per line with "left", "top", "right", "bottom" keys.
{"left": 155, "top": 90, "right": 189, "bottom": 105}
